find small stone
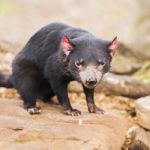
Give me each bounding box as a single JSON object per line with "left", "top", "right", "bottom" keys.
{"left": 78, "top": 119, "right": 82, "bottom": 125}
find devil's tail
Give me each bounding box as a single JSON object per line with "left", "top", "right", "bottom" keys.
{"left": 0, "top": 73, "right": 13, "bottom": 88}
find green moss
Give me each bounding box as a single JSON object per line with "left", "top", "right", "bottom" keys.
{"left": 0, "top": 0, "right": 17, "bottom": 14}
{"left": 133, "top": 61, "right": 150, "bottom": 83}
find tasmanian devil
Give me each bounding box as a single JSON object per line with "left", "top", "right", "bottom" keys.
{"left": 0, "top": 23, "right": 118, "bottom": 116}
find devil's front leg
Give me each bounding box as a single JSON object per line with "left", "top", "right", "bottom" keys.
{"left": 83, "top": 86, "right": 104, "bottom": 114}
{"left": 49, "top": 78, "right": 81, "bottom": 116}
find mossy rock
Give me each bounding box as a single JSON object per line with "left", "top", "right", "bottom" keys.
{"left": 133, "top": 61, "right": 150, "bottom": 84}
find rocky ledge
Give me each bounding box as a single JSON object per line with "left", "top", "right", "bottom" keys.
{"left": 0, "top": 98, "right": 128, "bottom": 150}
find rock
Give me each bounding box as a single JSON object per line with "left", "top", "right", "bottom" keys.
{"left": 131, "top": 0, "right": 150, "bottom": 60}
{"left": 110, "top": 43, "right": 141, "bottom": 75}
{"left": 128, "top": 126, "right": 150, "bottom": 150}
{"left": 135, "top": 96, "right": 150, "bottom": 130}
{"left": 0, "top": 40, "right": 16, "bottom": 72}
{"left": 69, "top": 81, "right": 83, "bottom": 93}
{"left": 0, "top": 98, "right": 127, "bottom": 150}
{"left": 133, "top": 61, "right": 150, "bottom": 84}
{"left": 69, "top": 73, "right": 150, "bottom": 98}
{"left": 98, "top": 73, "right": 150, "bottom": 98}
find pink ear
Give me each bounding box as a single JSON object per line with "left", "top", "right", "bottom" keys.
{"left": 61, "top": 35, "right": 74, "bottom": 56}
{"left": 108, "top": 37, "right": 118, "bottom": 56}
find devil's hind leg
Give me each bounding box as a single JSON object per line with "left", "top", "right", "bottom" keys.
{"left": 20, "top": 78, "right": 41, "bottom": 114}
{"left": 12, "top": 60, "right": 42, "bottom": 114}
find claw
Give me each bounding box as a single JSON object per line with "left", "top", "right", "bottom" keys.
{"left": 62, "top": 107, "right": 81, "bottom": 116}
{"left": 26, "top": 106, "right": 41, "bottom": 115}
{"left": 87, "top": 103, "right": 104, "bottom": 114}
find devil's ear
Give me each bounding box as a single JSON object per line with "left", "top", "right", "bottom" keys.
{"left": 108, "top": 37, "right": 118, "bottom": 56}
{"left": 61, "top": 35, "right": 74, "bottom": 56}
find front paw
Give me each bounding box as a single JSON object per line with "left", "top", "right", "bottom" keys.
{"left": 62, "top": 107, "right": 81, "bottom": 116}
{"left": 87, "top": 103, "right": 104, "bottom": 114}
{"left": 26, "top": 106, "right": 41, "bottom": 115}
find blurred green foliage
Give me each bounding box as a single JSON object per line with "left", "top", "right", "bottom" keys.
{"left": 0, "top": 0, "right": 17, "bottom": 14}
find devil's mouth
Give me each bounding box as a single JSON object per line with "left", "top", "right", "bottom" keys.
{"left": 77, "top": 79, "right": 96, "bottom": 89}
{"left": 83, "top": 83, "right": 97, "bottom": 89}
{"left": 84, "top": 84, "right": 96, "bottom": 89}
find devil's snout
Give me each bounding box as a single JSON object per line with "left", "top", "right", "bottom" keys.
{"left": 86, "top": 77, "right": 97, "bottom": 86}
{"left": 79, "top": 65, "right": 103, "bottom": 88}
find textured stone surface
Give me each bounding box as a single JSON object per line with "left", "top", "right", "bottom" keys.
{"left": 135, "top": 96, "right": 150, "bottom": 130}
{"left": 0, "top": 98, "right": 127, "bottom": 150}
{"left": 128, "top": 126, "right": 150, "bottom": 150}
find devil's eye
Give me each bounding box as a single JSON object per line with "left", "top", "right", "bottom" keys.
{"left": 98, "top": 59, "right": 105, "bottom": 66}
{"left": 75, "top": 59, "right": 84, "bottom": 68}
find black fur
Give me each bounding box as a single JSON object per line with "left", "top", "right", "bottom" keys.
{"left": 0, "top": 23, "right": 113, "bottom": 115}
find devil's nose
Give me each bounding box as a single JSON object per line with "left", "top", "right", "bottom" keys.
{"left": 86, "top": 78, "right": 97, "bottom": 86}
